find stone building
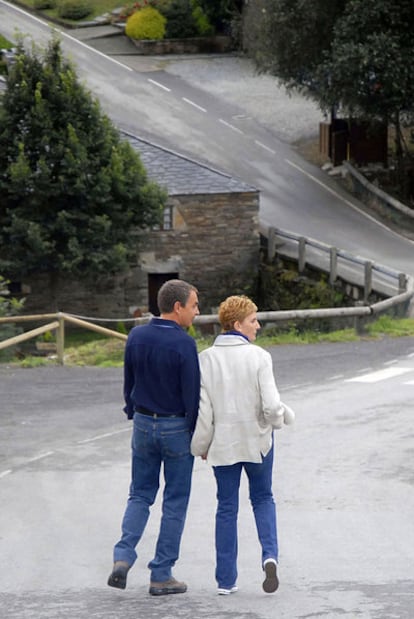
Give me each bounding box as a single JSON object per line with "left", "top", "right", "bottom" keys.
{"left": 20, "top": 134, "right": 260, "bottom": 319}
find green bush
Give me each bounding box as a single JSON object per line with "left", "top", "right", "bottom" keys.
{"left": 0, "top": 276, "right": 25, "bottom": 362}
{"left": 192, "top": 0, "right": 214, "bottom": 35}
{"left": 125, "top": 6, "right": 166, "bottom": 40}
{"left": 33, "top": 0, "right": 56, "bottom": 9}
{"left": 162, "top": 0, "right": 198, "bottom": 38}
{"left": 57, "top": 0, "right": 92, "bottom": 20}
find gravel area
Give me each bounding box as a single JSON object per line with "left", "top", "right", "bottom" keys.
{"left": 162, "top": 55, "right": 325, "bottom": 143}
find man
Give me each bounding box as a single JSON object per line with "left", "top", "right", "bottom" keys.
{"left": 108, "top": 279, "right": 200, "bottom": 596}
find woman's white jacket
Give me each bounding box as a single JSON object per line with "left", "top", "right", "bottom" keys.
{"left": 191, "top": 334, "right": 293, "bottom": 466}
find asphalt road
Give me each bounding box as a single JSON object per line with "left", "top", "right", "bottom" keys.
{"left": 1, "top": 6, "right": 414, "bottom": 617}
{"left": 1, "top": 337, "right": 414, "bottom": 618}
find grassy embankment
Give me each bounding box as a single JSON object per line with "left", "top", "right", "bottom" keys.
{"left": 2, "top": 314, "right": 412, "bottom": 368}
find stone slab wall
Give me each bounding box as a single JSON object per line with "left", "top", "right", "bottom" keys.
{"left": 19, "top": 191, "right": 260, "bottom": 319}
{"left": 129, "top": 35, "right": 234, "bottom": 55}
{"left": 127, "top": 191, "right": 260, "bottom": 314}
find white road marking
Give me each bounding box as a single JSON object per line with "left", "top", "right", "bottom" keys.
{"left": 25, "top": 451, "right": 55, "bottom": 463}
{"left": 2, "top": 0, "right": 134, "bottom": 72}
{"left": 0, "top": 452, "right": 54, "bottom": 480}
{"left": 285, "top": 158, "right": 414, "bottom": 243}
{"left": 148, "top": 78, "right": 171, "bottom": 92}
{"left": 219, "top": 119, "right": 244, "bottom": 134}
{"left": 77, "top": 427, "right": 130, "bottom": 445}
{"left": 345, "top": 367, "right": 413, "bottom": 383}
{"left": 182, "top": 97, "right": 206, "bottom": 112}
{"left": 255, "top": 140, "right": 276, "bottom": 154}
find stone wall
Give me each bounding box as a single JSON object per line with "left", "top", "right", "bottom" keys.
{"left": 128, "top": 192, "right": 260, "bottom": 314}
{"left": 129, "top": 35, "right": 234, "bottom": 55}
{"left": 19, "top": 191, "right": 260, "bottom": 319}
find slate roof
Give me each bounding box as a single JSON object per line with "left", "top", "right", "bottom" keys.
{"left": 124, "top": 132, "right": 257, "bottom": 196}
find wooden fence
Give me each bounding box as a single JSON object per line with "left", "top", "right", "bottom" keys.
{"left": 1, "top": 228, "right": 413, "bottom": 365}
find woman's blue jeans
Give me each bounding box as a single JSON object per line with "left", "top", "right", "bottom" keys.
{"left": 213, "top": 443, "right": 278, "bottom": 589}
{"left": 113, "top": 413, "right": 194, "bottom": 582}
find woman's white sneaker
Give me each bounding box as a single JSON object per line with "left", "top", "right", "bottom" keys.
{"left": 217, "top": 585, "right": 238, "bottom": 595}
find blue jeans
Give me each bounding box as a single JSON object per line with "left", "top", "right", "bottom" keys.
{"left": 113, "top": 413, "right": 194, "bottom": 582}
{"left": 213, "top": 443, "right": 278, "bottom": 589}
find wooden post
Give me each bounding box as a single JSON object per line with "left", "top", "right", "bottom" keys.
{"left": 364, "top": 261, "right": 372, "bottom": 303}
{"left": 329, "top": 247, "right": 338, "bottom": 285}
{"left": 56, "top": 314, "right": 65, "bottom": 365}
{"left": 298, "top": 237, "right": 306, "bottom": 273}
{"left": 398, "top": 273, "right": 407, "bottom": 294}
{"left": 267, "top": 227, "right": 276, "bottom": 260}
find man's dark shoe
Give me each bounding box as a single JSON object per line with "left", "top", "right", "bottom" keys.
{"left": 262, "top": 558, "right": 279, "bottom": 593}
{"left": 149, "top": 578, "right": 187, "bottom": 596}
{"left": 107, "top": 561, "right": 130, "bottom": 589}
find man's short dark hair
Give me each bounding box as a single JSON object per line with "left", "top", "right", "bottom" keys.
{"left": 157, "top": 279, "right": 197, "bottom": 314}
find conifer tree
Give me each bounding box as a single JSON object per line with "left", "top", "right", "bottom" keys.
{"left": 0, "top": 36, "right": 166, "bottom": 286}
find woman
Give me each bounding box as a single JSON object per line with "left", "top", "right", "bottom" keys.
{"left": 191, "top": 295, "right": 294, "bottom": 595}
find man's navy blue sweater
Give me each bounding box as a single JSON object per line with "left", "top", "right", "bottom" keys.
{"left": 123, "top": 318, "right": 200, "bottom": 432}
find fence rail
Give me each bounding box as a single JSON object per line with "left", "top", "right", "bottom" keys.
{"left": 0, "top": 312, "right": 127, "bottom": 365}
{"left": 262, "top": 225, "right": 409, "bottom": 300}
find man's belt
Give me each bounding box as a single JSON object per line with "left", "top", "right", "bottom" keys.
{"left": 135, "top": 405, "right": 184, "bottom": 419}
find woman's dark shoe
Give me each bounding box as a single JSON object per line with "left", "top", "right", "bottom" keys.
{"left": 107, "top": 561, "right": 130, "bottom": 589}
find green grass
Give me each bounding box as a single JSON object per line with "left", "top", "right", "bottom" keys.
{"left": 0, "top": 35, "right": 14, "bottom": 49}
{"left": 7, "top": 316, "right": 414, "bottom": 368}
{"left": 10, "top": 0, "right": 123, "bottom": 23}
{"left": 365, "top": 314, "right": 414, "bottom": 337}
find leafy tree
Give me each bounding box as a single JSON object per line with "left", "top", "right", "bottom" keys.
{"left": 315, "top": 0, "right": 414, "bottom": 190}
{"left": 252, "top": 0, "right": 347, "bottom": 90}
{"left": 0, "top": 36, "right": 166, "bottom": 296}
{"left": 197, "top": 0, "right": 243, "bottom": 33}
{"left": 253, "top": 0, "right": 414, "bottom": 200}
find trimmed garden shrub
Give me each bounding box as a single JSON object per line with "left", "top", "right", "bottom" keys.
{"left": 125, "top": 6, "right": 166, "bottom": 40}
{"left": 57, "top": 0, "right": 92, "bottom": 20}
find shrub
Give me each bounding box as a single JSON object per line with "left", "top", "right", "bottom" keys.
{"left": 57, "top": 0, "right": 92, "bottom": 20}
{"left": 162, "top": 0, "right": 198, "bottom": 38}
{"left": 191, "top": 0, "right": 214, "bottom": 36}
{"left": 125, "top": 6, "right": 166, "bottom": 40}
{"left": 0, "top": 276, "right": 25, "bottom": 361}
{"left": 33, "top": 0, "right": 56, "bottom": 9}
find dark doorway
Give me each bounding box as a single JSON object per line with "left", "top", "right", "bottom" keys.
{"left": 148, "top": 273, "right": 179, "bottom": 316}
